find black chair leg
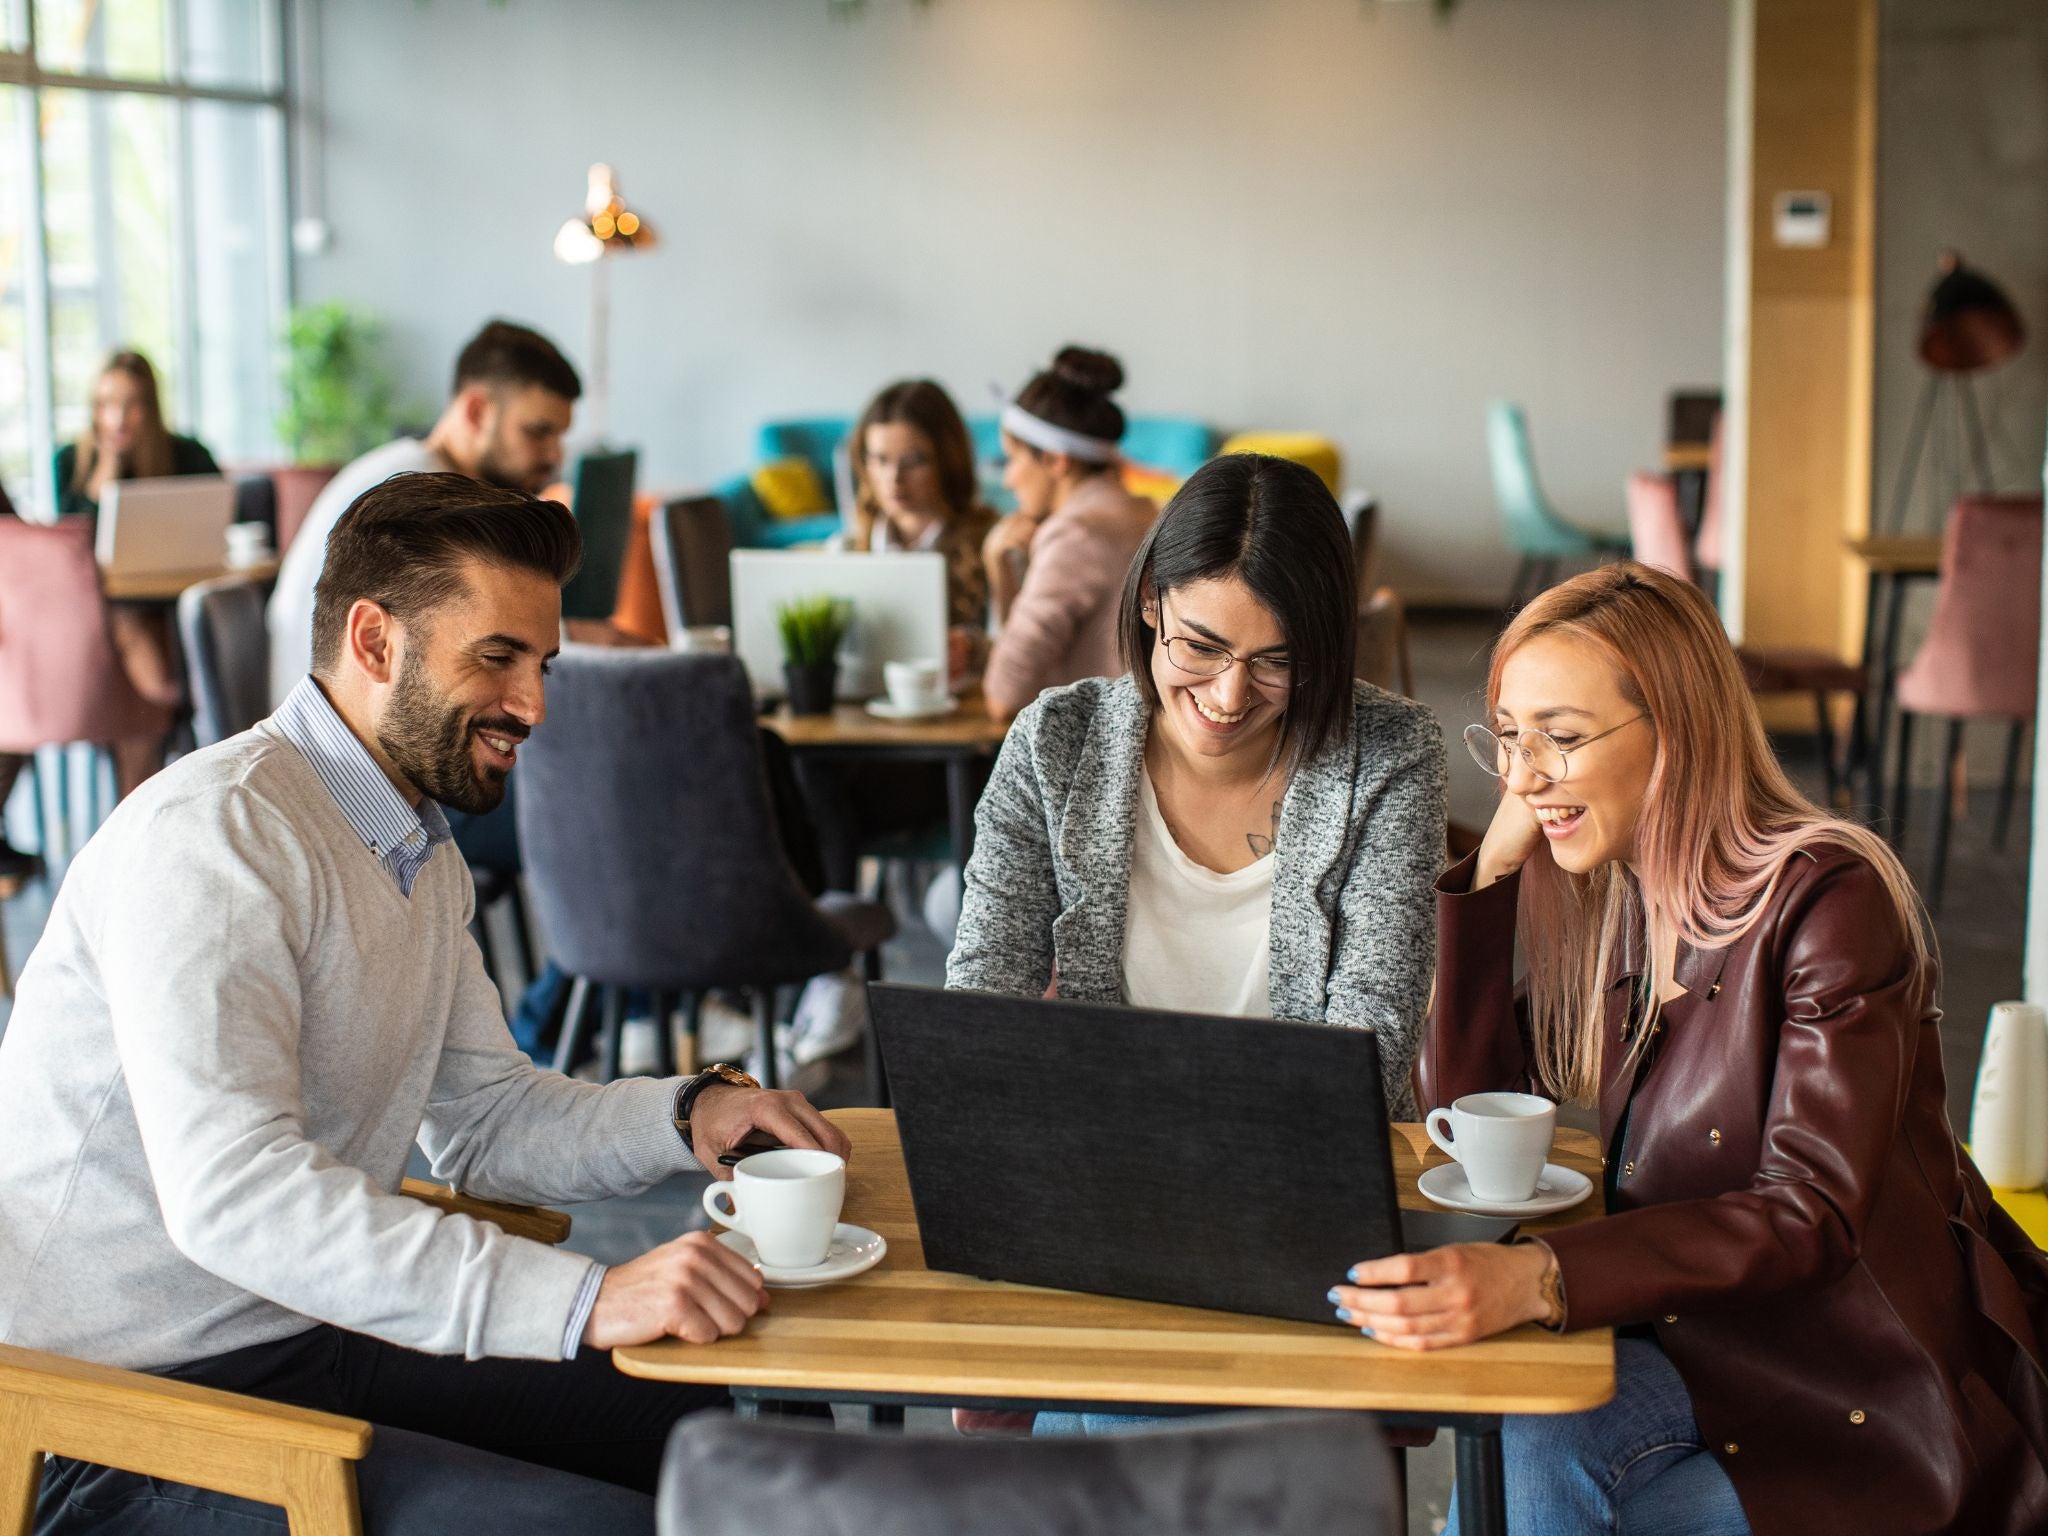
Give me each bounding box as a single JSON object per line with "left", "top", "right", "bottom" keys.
{"left": 1889, "top": 712, "right": 1915, "bottom": 848}
{"left": 1994, "top": 719, "right": 2027, "bottom": 850}
{"left": 1813, "top": 692, "right": 1841, "bottom": 808}
{"left": 651, "top": 990, "right": 678, "bottom": 1078}
{"left": 506, "top": 887, "right": 537, "bottom": 990}
{"left": 599, "top": 986, "right": 625, "bottom": 1083}
{"left": 860, "top": 946, "right": 889, "bottom": 1108}
{"left": 1929, "top": 721, "right": 1964, "bottom": 914}
{"left": 553, "top": 976, "right": 593, "bottom": 1075}
{"left": 684, "top": 991, "right": 704, "bottom": 1073}
{"left": 752, "top": 988, "right": 780, "bottom": 1090}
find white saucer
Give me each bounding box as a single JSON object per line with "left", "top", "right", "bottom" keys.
{"left": 1417, "top": 1161, "right": 1594, "bottom": 1219}
{"left": 865, "top": 697, "right": 957, "bottom": 722}
{"left": 715, "top": 1223, "right": 887, "bottom": 1287}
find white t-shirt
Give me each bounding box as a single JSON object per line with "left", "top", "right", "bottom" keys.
{"left": 1120, "top": 771, "right": 1275, "bottom": 1018}
{"left": 265, "top": 437, "right": 447, "bottom": 707}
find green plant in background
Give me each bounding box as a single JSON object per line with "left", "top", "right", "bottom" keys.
{"left": 775, "top": 595, "right": 851, "bottom": 667}
{"left": 277, "top": 302, "right": 396, "bottom": 465}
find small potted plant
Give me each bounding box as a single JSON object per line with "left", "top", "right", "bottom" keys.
{"left": 776, "top": 595, "right": 850, "bottom": 714}
{"left": 272, "top": 303, "right": 397, "bottom": 550}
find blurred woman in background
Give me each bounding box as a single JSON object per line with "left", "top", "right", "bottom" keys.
{"left": 54, "top": 350, "right": 220, "bottom": 519}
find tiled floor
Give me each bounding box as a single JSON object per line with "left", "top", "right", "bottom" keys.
{"left": 0, "top": 612, "right": 2030, "bottom": 1536}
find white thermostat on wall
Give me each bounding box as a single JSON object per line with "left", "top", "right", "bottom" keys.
{"left": 1772, "top": 192, "right": 1831, "bottom": 249}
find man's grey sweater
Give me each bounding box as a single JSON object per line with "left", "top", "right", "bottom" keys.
{"left": 0, "top": 721, "right": 695, "bottom": 1371}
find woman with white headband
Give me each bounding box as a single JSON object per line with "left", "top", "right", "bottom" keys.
{"left": 981, "top": 346, "right": 1157, "bottom": 720}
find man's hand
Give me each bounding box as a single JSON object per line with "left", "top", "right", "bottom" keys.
{"left": 689, "top": 1084, "right": 851, "bottom": 1176}
{"left": 581, "top": 1230, "right": 768, "bottom": 1349}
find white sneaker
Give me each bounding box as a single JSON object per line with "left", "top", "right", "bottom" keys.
{"left": 742, "top": 1031, "right": 830, "bottom": 1097}
{"left": 922, "top": 865, "right": 962, "bottom": 948}
{"left": 697, "top": 995, "right": 756, "bottom": 1061}
{"left": 619, "top": 1016, "right": 662, "bottom": 1077}
{"left": 790, "top": 969, "right": 867, "bottom": 1064}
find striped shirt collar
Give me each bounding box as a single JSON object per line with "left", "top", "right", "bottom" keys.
{"left": 271, "top": 676, "right": 452, "bottom": 895}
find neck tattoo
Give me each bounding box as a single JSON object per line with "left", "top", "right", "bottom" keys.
{"left": 1247, "top": 800, "right": 1281, "bottom": 857}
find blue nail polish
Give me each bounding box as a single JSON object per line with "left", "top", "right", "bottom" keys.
{"left": 1326, "top": 1287, "right": 1341, "bottom": 1303}
{"left": 1347, "top": 1266, "right": 1361, "bottom": 1283}
{"left": 1359, "top": 1325, "right": 1377, "bottom": 1338}
{"left": 1335, "top": 1307, "right": 1353, "bottom": 1322}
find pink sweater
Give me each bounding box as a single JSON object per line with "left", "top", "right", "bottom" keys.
{"left": 984, "top": 475, "right": 1157, "bottom": 718}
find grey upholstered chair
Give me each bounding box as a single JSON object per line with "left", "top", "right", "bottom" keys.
{"left": 515, "top": 648, "right": 892, "bottom": 1087}
{"left": 650, "top": 494, "right": 734, "bottom": 638}
{"left": 176, "top": 574, "right": 270, "bottom": 746}
{"left": 656, "top": 1411, "right": 1400, "bottom": 1536}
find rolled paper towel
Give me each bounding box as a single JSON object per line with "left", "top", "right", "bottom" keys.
{"left": 1970, "top": 1001, "right": 2048, "bottom": 1189}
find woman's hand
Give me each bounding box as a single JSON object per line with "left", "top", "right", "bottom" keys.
{"left": 982, "top": 514, "right": 1039, "bottom": 621}
{"left": 1473, "top": 790, "right": 1543, "bottom": 890}
{"left": 1329, "top": 1241, "right": 1551, "bottom": 1350}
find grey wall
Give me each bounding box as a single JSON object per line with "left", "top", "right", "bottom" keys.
{"left": 1876, "top": 0, "right": 2048, "bottom": 534}
{"left": 299, "top": 0, "right": 1729, "bottom": 602}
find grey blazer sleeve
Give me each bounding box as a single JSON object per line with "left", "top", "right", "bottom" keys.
{"left": 946, "top": 706, "right": 1061, "bottom": 997}
{"left": 1329, "top": 709, "right": 1447, "bottom": 1118}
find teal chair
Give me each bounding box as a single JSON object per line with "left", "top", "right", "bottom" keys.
{"left": 1487, "top": 402, "right": 1629, "bottom": 612}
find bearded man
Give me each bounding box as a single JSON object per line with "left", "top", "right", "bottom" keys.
{"left": 0, "top": 473, "right": 847, "bottom": 1535}
{"left": 267, "top": 319, "right": 584, "bottom": 707}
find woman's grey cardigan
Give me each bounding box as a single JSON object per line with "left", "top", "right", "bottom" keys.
{"left": 946, "top": 674, "right": 1448, "bottom": 1117}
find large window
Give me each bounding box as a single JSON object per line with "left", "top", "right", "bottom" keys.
{"left": 0, "top": 1, "right": 286, "bottom": 516}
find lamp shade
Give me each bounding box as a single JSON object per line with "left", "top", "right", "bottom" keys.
{"left": 1919, "top": 251, "right": 2025, "bottom": 373}
{"left": 553, "top": 163, "right": 657, "bottom": 266}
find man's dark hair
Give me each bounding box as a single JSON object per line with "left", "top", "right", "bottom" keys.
{"left": 1118, "top": 454, "right": 1357, "bottom": 775}
{"left": 311, "top": 472, "right": 582, "bottom": 675}
{"left": 451, "top": 319, "right": 582, "bottom": 402}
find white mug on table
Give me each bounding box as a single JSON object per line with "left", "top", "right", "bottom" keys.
{"left": 701, "top": 1148, "right": 845, "bottom": 1268}
{"left": 1425, "top": 1091, "right": 1557, "bottom": 1203}
{"left": 883, "top": 658, "right": 945, "bottom": 711}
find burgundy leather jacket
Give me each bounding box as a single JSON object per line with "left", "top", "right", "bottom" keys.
{"left": 1421, "top": 847, "right": 2048, "bottom": 1536}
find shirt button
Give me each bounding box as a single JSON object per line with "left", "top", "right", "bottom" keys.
{"left": 1708, "top": 1128, "right": 1722, "bottom": 1144}
{"left": 1724, "top": 1443, "right": 1739, "bottom": 1456}
{"left": 1623, "top": 1160, "right": 1636, "bottom": 1177}
{"left": 1849, "top": 1409, "right": 1866, "bottom": 1425}
{"left": 1663, "top": 1314, "right": 1678, "bottom": 1324}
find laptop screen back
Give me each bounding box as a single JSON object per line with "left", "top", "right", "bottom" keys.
{"left": 95, "top": 476, "right": 234, "bottom": 578}
{"left": 870, "top": 984, "right": 1408, "bottom": 1326}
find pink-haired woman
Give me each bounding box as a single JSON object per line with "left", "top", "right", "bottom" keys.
{"left": 1331, "top": 564, "right": 2048, "bottom": 1535}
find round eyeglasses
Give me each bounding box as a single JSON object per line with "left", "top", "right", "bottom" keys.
{"left": 1463, "top": 716, "right": 1647, "bottom": 786}
{"left": 1160, "top": 634, "right": 1293, "bottom": 688}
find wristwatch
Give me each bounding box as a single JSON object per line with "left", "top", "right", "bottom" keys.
{"left": 672, "top": 1062, "right": 760, "bottom": 1148}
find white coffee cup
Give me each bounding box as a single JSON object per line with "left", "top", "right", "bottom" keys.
{"left": 224, "top": 521, "right": 272, "bottom": 568}
{"left": 700, "top": 1148, "right": 845, "bottom": 1268}
{"left": 883, "top": 658, "right": 945, "bottom": 711}
{"left": 1425, "top": 1092, "right": 1557, "bottom": 1204}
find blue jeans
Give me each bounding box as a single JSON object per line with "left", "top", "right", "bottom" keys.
{"left": 1448, "top": 1337, "right": 1750, "bottom": 1536}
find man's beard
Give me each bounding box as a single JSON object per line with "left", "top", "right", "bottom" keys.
{"left": 376, "top": 644, "right": 525, "bottom": 815}
{"left": 474, "top": 429, "right": 550, "bottom": 495}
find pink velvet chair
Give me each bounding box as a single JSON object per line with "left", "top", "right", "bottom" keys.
{"left": 1889, "top": 494, "right": 2043, "bottom": 909}
{"left": 0, "top": 519, "right": 172, "bottom": 839}
{"left": 1627, "top": 470, "right": 1865, "bottom": 806}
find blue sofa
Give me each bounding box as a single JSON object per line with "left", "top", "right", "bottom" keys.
{"left": 714, "top": 414, "right": 1219, "bottom": 549}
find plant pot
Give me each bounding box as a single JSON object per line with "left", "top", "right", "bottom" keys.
{"left": 784, "top": 661, "right": 839, "bottom": 716}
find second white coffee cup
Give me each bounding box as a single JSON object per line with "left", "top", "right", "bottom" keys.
{"left": 1424, "top": 1091, "right": 1557, "bottom": 1204}
{"left": 701, "top": 1148, "right": 846, "bottom": 1268}
{"left": 883, "top": 658, "right": 945, "bottom": 711}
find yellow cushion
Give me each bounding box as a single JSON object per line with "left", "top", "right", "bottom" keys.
{"left": 1220, "top": 432, "right": 1343, "bottom": 496}
{"left": 1995, "top": 1184, "right": 2048, "bottom": 1249}
{"left": 1121, "top": 462, "right": 1183, "bottom": 507}
{"left": 752, "top": 457, "right": 832, "bottom": 521}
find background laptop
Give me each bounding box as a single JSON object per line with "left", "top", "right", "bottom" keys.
{"left": 729, "top": 548, "right": 947, "bottom": 702}
{"left": 94, "top": 475, "right": 235, "bottom": 580}
{"left": 869, "top": 984, "right": 1517, "bottom": 1326}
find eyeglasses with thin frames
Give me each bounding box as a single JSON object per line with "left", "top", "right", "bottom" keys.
{"left": 1153, "top": 623, "right": 1294, "bottom": 689}
{"left": 1463, "top": 715, "right": 1648, "bottom": 786}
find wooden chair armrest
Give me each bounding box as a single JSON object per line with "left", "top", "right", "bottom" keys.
{"left": 398, "top": 1178, "right": 573, "bottom": 1246}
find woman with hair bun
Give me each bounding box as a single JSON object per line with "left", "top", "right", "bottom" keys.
{"left": 981, "top": 345, "right": 1156, "bottom": 720}
{"left": 1329, "top": 563, "right": 2048, "bottom": 1535}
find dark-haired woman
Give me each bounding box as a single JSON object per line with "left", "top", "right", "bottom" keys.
{"left": 54, "top": 350, "right": 220, "bottom": 519}
{"left": 950, "top": 452, "right": 1445, "bottom": 1087}
{"left": 980, "top": 346, "right": 1157, "bottom": 720}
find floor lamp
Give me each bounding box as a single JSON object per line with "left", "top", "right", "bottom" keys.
{"left": 554, "top": 164, "right": 658, "bottom": 447}
{"left": 1884, "top": 251, "right": 2027, "bottom": 535}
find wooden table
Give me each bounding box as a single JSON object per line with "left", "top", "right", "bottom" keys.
{"left": 1843, "top": 535, "right": 1944, "bottom": 803}
{"left": 761, "top": 695, "right": 1011, "bottom": 870}
{"left": 101, "top": 560, "right": 278, "bottom": 603}
{"left": 616, "top": 1109, "right": 1613, "bottom": 1536}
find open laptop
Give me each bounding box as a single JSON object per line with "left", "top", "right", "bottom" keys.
{"left": 94, "top": 476, "right": 235, "bottom": 580}
{"left": 729, "top": 549, "right": 947, "bottom": 702}
{"left": 868, "top": 984, "right": 1518, "bottom": 1326}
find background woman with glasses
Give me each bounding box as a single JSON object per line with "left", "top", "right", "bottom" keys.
{"left": 948, "top": 452, "right": 1447, "bottom": 1114}
{"left": 1330, "top": 563, "right": 2048, "bottom": 1536}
